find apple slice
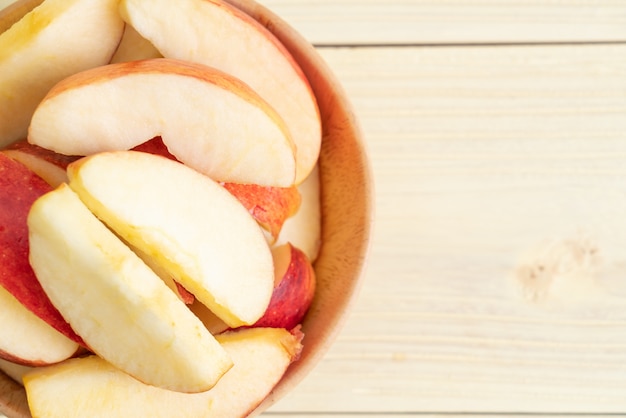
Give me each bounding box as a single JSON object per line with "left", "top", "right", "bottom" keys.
{"left": 128, "top": 137, "right": 301, "bottom": 241}
{"left": 27, "top": 184, "right": 233, "bottom": 392}
{"left": 0, "top": 357, "right": 33, "bottom": 384}
{"left": 2, "top": 139, "right": 80, "bottom": 187}
{"left": 3, "top": 144, "right": 191, "bottom": 306}
{"left": 223, "top": 182, "right": 301, "bottom": 243}
{"left": 109, "top": 24, "right": 161, "bottom": 63}
{"left": 253, "top": 243, "right": 316, "bottom": 329}
{"left": 0, "top": 284, "right": 79, "bottom": 367}
{"left": 28, "top": 58, "right": 296, "bottom": 187}
{"left": 0, "top": 153, "right": 83, "bottom": 345}
{"left": 67, "top": 151, "right": 275, "bottom": 328}
{"left": 24, "top": 327, "right": 303, "bottom": 417}
{"left": 1, "top": 149, "right": 68, "bottom": 188}
{"left": 0, "top": 0, "right": 125, "bottom": 147}
{"left": 192, "top": 243, "right": 316, "bottom": 332}
{"left": 119, "top": 0, "right": 321, "bottom": 184}
{"left": 3, "top": 137, "right": 175, "bottom": 188}
{"left": 276, "top": 164, "right": 322, "bottom": 262}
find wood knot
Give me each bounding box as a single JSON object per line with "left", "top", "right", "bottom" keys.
{"left": 513, "top": 234, "right": 604, "bottom": 307}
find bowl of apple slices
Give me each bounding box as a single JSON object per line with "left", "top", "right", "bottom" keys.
{"left": 0, "top": 0, "right": 373, "bottom": 416}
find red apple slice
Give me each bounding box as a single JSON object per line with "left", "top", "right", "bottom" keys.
{"left": 67, "top": 151, "right": 275, "bottom": 328}
{"left": 3, "top": 137, "right": 175, "bottom": 188}
{"left": 2, "top": 139, "right": 80, "bottom": 187}
{"left": 24, "top": 327, "right": 303, "bottom": 417}
{"left": 129, "top": 137, "right": 301, "bottom": 241}
{"left": 0, "top": 0, "right": 125, "bottom": 146}
{"left": 223, "top": 182, "right": 301, "bottom": 243}
{"left": 0, "top": 153, "right": 82, "bottom": 345}
{"left": 0, "top": 284, "right": 79, "bottom": 367}
{"left": 28, "top": 58, "right": 296, "bottom": 187}
{"left": 253, "top": 243, "right": 316, "bottom": 329}
{"left": 27, "top": 184, "right": 233, "bottom": 393}
{"left": 119, "top": 0, "right": 321, "bottom": 184}
{"left": 191, "top": 242, "right": 316, "bottom": 332}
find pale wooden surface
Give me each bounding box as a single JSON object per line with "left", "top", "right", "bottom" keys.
{"left": 259, "top": 0, "right": 626, "bottom": 416}
{"left": 255, "top": 0, "right": 626, "bottom": 45}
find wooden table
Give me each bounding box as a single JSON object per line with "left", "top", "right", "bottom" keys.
{"left": 258, "top": 1, "right": 626, "bottom": 416}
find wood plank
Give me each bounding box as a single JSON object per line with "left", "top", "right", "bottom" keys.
{"left": 264, "top": 416, "right": 618, "bottom": 418}
{"left": 257, "top": 0, "right": 626, "bottom": 45}
{"left": 265, "top": 44, "right": 626, "bottom": 414}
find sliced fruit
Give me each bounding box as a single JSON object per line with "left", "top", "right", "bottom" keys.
{"left": 129, "top": 137, "right": 301, "bottom": 241}
{"left": 275, "top": 164, "right": 322, "bottom": 262}
{"left": 3, "top": 139, "right": 80, "bottom": 187}
{"left": 67, "top": 151, "right": 275, "bottom": 328}
{"left": 0, "top": 0, "right": 125, "bottom": 146}
{"left": 192, "top": 243, "right": 316, "bottom": 332}
{"left": 0, "top": 357, "right": 34, "bottom": 384}
{"left": 223, "top": 182, "right": 301, "bottom": 243}
{"left": 0, "top": 284, "right": 79, "bottom": 367}
{"left": 28, "top": 58, "right": 296, "bottom": 187}
{"left": 24, "top": 327, "right": 303, "bottom": 418}
{"left": 119, "top": 0, "right": 321, "bottom": 183}
{"left": 0, "top": 153, "right": 82, "bottom": 344}
{"left": 3, "top": 137, "right": 176, "bottom": 188}
{"left": 253, "top": 243, "right": 316, "bottom": 329}
{"left": 27, "top": 184, "right": 233, "bottom": 392}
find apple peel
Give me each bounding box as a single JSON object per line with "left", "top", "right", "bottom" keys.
{"left": 28, "top": 58, "right": 297, "bottom": 187}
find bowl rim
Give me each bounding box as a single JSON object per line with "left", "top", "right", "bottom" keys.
{"left": 228, "top": 0, "right": 375, "bottom": 413}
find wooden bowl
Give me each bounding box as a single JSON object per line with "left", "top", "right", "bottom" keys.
{"left": 0, "top": 0, "right": 374, "bottom": 416}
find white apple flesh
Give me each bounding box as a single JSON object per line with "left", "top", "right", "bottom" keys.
{"left": 119, "top": 0, "right": 321, "bottom": 184}
{"left": 23, "top": 327, "right": 303, "bottom": 418}
{"left": 67, "top": 151, "right": 275, "bottom": 328}
{"left": 0, "top": 357, "right": 33, "bottom": 384}
{"left": 27, "top": 184, "right": 233, "bottom": 393}
{"left": 28, "top": 58, "right": 296, "bottom": 187}
{"left": 190, "top": 242, "right": 317, "bottom": 333}
{"left": 275, "top": 164, "right": 322, "bottom": 262}
{"left": 0, "top": 284, "right": 79, "bottom": 367}
{"left": 0, "top": 0, "right": 125, "bottom": 146}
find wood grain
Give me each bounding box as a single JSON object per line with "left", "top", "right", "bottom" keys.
{"left": 265, "top": 44, "right": 626, "bottom": 414}
{"left": 256, "top": 0, "right": 626, "bottom": 45}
